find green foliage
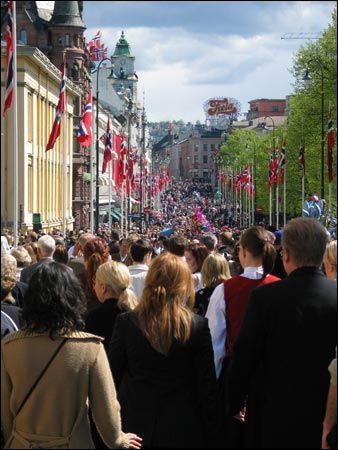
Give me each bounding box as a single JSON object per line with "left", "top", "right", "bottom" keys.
{"left": 220, "top": 7, "right": 337, "bottom": 218}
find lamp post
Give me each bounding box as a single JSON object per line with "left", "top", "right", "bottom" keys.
{"left": 264, "top": 116, "right": 275, "bottom": 226}
{"left": 93, "top": 57, "right": 113, "bottom": 234}
{"left": 140, "top": 107, "right": 147, "bottom": 234}
{"left": 303, "top": 59, "right": 325, "bottom": 200}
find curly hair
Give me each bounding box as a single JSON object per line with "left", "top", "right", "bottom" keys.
{"left": 21, "top": 262, "right": 86, "bottom": 338}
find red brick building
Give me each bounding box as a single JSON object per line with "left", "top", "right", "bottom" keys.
{"left": 247, "top": 98, "right": 286, "bottom": 121}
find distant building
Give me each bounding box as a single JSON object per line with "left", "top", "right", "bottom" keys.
{"left": 247, "top": 98, "right": 287, "bottom": 121}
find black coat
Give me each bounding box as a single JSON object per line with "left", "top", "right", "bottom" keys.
{"left": 227, "top": 267, "right": 337, "bottom": 449}
{"left": 108, "top": 311, "right": 222, "bottom": 449}
{"left": 85, "top": 298, "right": 123, "bottom": 352}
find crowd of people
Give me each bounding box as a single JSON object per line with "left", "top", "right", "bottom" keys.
{"left": 1, "top": 180, "right": 337, "bottom": 449}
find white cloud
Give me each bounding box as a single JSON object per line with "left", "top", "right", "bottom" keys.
{"left": 85, "top": 1, "right": 335, "bottom": 122}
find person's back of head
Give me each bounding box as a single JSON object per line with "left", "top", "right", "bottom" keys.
{"left": 219, "top": 231, "right": 234, "bottom": 246}
{"left": 22, "top": 262, "right": 86, "bottom": 338}
{"left": 201, "top": 253, "right": 231, "bottom": 289}
{"left": 137, "top": 252, "right": 195, "bottom": 355}
{"left": 37, "top": 235, "right": 56, "bottom": 258}
{"left": 26, "top": 231, "right": 38, "bottom": 243}
{"left": 110, "top": 230, "right": 120, "bottom": 242}
{"left": 11, "top": 246, "right": 32, "bottom": 268}
{"left": 168, "top": 235, "right": 188, "bottom": 257}
{"left": 24, "top": 242, "right": 38, "bottom": 264}
{"left": 78, "top": 232, "right": 95, "bottom": 253}
{"left": 323, "top": 240, "right": 337, "bottom": 280}
{"left": 83, "top": 238, "right": 110, "bottom": 293}
{"left": 53, "top": 244, "right": 69, "bottom": 265}
{"left": 1, "top": 254, "right": 17, "bottom": 303}
{"left": 130, "top": 239, "right": 153, "bottom": 264}
{"left": 199, "top": 233, "right": 218, "bottom": 252}
{"left": 239, "top": 226, "right": 276, "bottom": 277}
{"left": 96, "top": 261, "right": 138, "bottom": 311}
{"left": 282, "top": 218, "right": 329, "bottom": 272}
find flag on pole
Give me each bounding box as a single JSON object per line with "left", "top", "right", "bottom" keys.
{"left": 279, "top": 139, "right": 286, "bottom": 184}
{"left": 46, "top": 62, "right": 66, "bottom": 151}
{"left": 298, "top": 145, "right": 305, "bottom": 176}
{"left": 268, "top": 147, "right": 274, "bottom": 187}
{"left": 88, "top": 31, "right": 108, "bottom": 61}
{"left": 3, "top": 0, "right": 14, "bottom": 117}
{"left": 77, "top": 91, "right": 92, "bottom": 147}
{"left": 327, "top": 106, "right": 335, "bottom": 183}
{"left": 102, "top": 115, "right": 112, "bottom": 174}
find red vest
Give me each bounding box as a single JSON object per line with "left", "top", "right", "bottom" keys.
{"left": 224, "top": 274, "right": 280, "bottom": 356}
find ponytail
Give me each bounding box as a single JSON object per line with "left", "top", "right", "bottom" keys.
{"left": 118, "top": 285, "right": 138, "bottom": 311}
{"left": 262, "top": 241, "right": 276, "bottom": 278}
{"left": 86, "top": 253, "right": 103, "bottom": 293}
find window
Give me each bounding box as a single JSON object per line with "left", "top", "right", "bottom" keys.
{"left": 203, "top": 144, "right": 208, "bottom": 152}
{"left": 194, "top": 144, "right": 199, "bottom": 152}
{"left": 57, "top": 35, "right": 63, "bottom": 46}
{"left": 194, "top": 155, "right": 199, "bottom": 163}
{"left": 28, "top": 156, "right": 33, "bottom": 212}
{"left": 271, "top": 106, "right": 279, "bottom": 112}
{"left": 203, "top": 155, "right": 208, "bottom": 164}
{"left": 27, "top": 92, "right": 33, "bottom": 142}
{"left": 20, "top": 29, "right": 28, "bottom": 44}
{"left": 65, "top": 34, "right": 70, "bottom": 46}
{"left": 210, "top": 144, "right": 215, "bottom": 152}
{"left": 73, "top": 34, "right": 79, "bottom": 47}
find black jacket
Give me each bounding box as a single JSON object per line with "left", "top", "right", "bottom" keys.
{"left": 108, "top": 311, "right": 222, "bottom": 449}
{"left": 228, "top": 267, "right": 337, "bottom": 449}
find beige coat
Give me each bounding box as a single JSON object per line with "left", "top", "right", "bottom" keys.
{"left": 1, "top": 330, "right": 130, "bottom": 449}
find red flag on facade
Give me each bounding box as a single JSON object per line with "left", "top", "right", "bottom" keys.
{"left": 77, "top": 91, "right": 92, "bottom": 147}
{"left": 102, "top": 115, "right": 112, "bottom": 174}
{"left": 327, "top": 106, "right": 335, "bottom": 183}
{"left": 3, "top": 1, "right": 14, "bottom": 117}
{"left": 46, "top": 62, "right": 66, "bottom": 151}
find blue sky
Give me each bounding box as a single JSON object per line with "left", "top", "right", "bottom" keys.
{"left": 83, "top": 1, "right": 336, "bottom": 122}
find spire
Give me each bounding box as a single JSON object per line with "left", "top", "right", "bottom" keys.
{"left": 112, "top": 31, "right": 133, "bottom": 58}
{"left": 50, "top": 1, "right": 85, "bottom": 28}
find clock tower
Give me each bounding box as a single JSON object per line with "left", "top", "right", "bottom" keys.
{"left": 109, "top": 31, "right": 138, "bottom": 102}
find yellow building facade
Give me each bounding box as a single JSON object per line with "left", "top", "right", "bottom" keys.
{"left": 1, "top": 45, "right": 82, "bottom": 232}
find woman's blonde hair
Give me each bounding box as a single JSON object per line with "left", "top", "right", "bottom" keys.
{"left": 95, "top": 261, "right": 138, "bottom": 311}
{"left": 323, "top": 240, "right": 337, "bottom": 269}
{"left": 136, "top": 252, "right": 195, "bottom": 355}
{"left": 201, "top": 253, "right": 231, "bottom": 288}
{"left": 11, "top": 245, "right": 32, "bottom": 267}
{"left": 1, "top": 254, "right": 17, "bottom": 303}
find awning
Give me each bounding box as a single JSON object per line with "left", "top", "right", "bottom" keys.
{"left": 110, "top": 209, "right": 122, "bottom": 221}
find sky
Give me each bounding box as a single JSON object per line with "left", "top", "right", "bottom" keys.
{"left": 82, "top": 1, "right": 336, "bottom": 123}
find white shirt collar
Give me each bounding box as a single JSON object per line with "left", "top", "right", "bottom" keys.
{"left": 240, "top": 266, "right": 264, "bottom": 280}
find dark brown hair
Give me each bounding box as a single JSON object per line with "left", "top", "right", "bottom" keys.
{"left": 185, "top": 243, "right": 210, "bottom": 272}
{"left": 240, "top": 226, "right": 276, "bottom": 277}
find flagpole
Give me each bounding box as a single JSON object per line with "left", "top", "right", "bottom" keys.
{"left": 269, "top": 187, "right": 272, "bottom": 226}
{"left": 90, "top": 94, "right": 94, "bottom": 234}
{"left": 301, "top": 175, "right": 305, "bottom": 213}
{"left": 108, "top": 156, "right": 112, "bottom": 232}
{"left": 62, "top": 51, "right": 67, "bottom": 237}
{"left": 251, "top": 164, "right": 255, "bottom": 225}
{"left": 12, "top": 1, "right": 18, "bottom": 247}
{"left": 283, "top": 163, "right": 286, "bottom": 227}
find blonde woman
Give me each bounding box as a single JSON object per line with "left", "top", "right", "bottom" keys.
{"left": 323, "top": 240, "right": 337, "bottom": 280}
{"left": 108, "top": 252, "right": 221, "bottom": 449}
{"left": 11, "top": 246, "right": 32, "bottom": 281}
{"left": 195, "top": 253, "right": 231, "bottom": 317}
{"left": 85, "top": 261, "right": 138, "bottom": 351}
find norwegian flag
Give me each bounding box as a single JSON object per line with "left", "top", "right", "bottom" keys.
{"left": 240, "top": 165, "right": 250, "bottom": 185}
{"left": 327, "top": 106, "right": 335, "bottom": 183}
{"left": 88, "top": 31, "right": 101, "bottom": 61}
{"left": 77, "top": 91, "right": 92, "bottom": 147}
{"left": 268, "top": 147, "right": 275, "bottom": 187}
{"left": 102, "top": 115, "right": 112, "bottom": 174}
{"left": 279, "top": 140, "right": 286, "bottom": 184}
{"left": 3, "top": 1, "right": 14, "bottom": 117}
{"left": 299, "top": 145, "right": 305, "bottom": 176}
{"left": 46, "top": 62, "right": 66, "bottom": 151}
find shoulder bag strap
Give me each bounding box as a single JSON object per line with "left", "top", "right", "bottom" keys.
{"left": 16, "top": 338, "right": 68, "bottom": 417}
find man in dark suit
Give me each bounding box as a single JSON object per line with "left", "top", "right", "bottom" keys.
{"left": 227, "top": 218, "right": 337, "bottom": 449}
{"left": 110, "top": 237, "right": 135, "bottom": 267}
{"left": 20, "top": 235, "right": 56, "bottom": 284}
